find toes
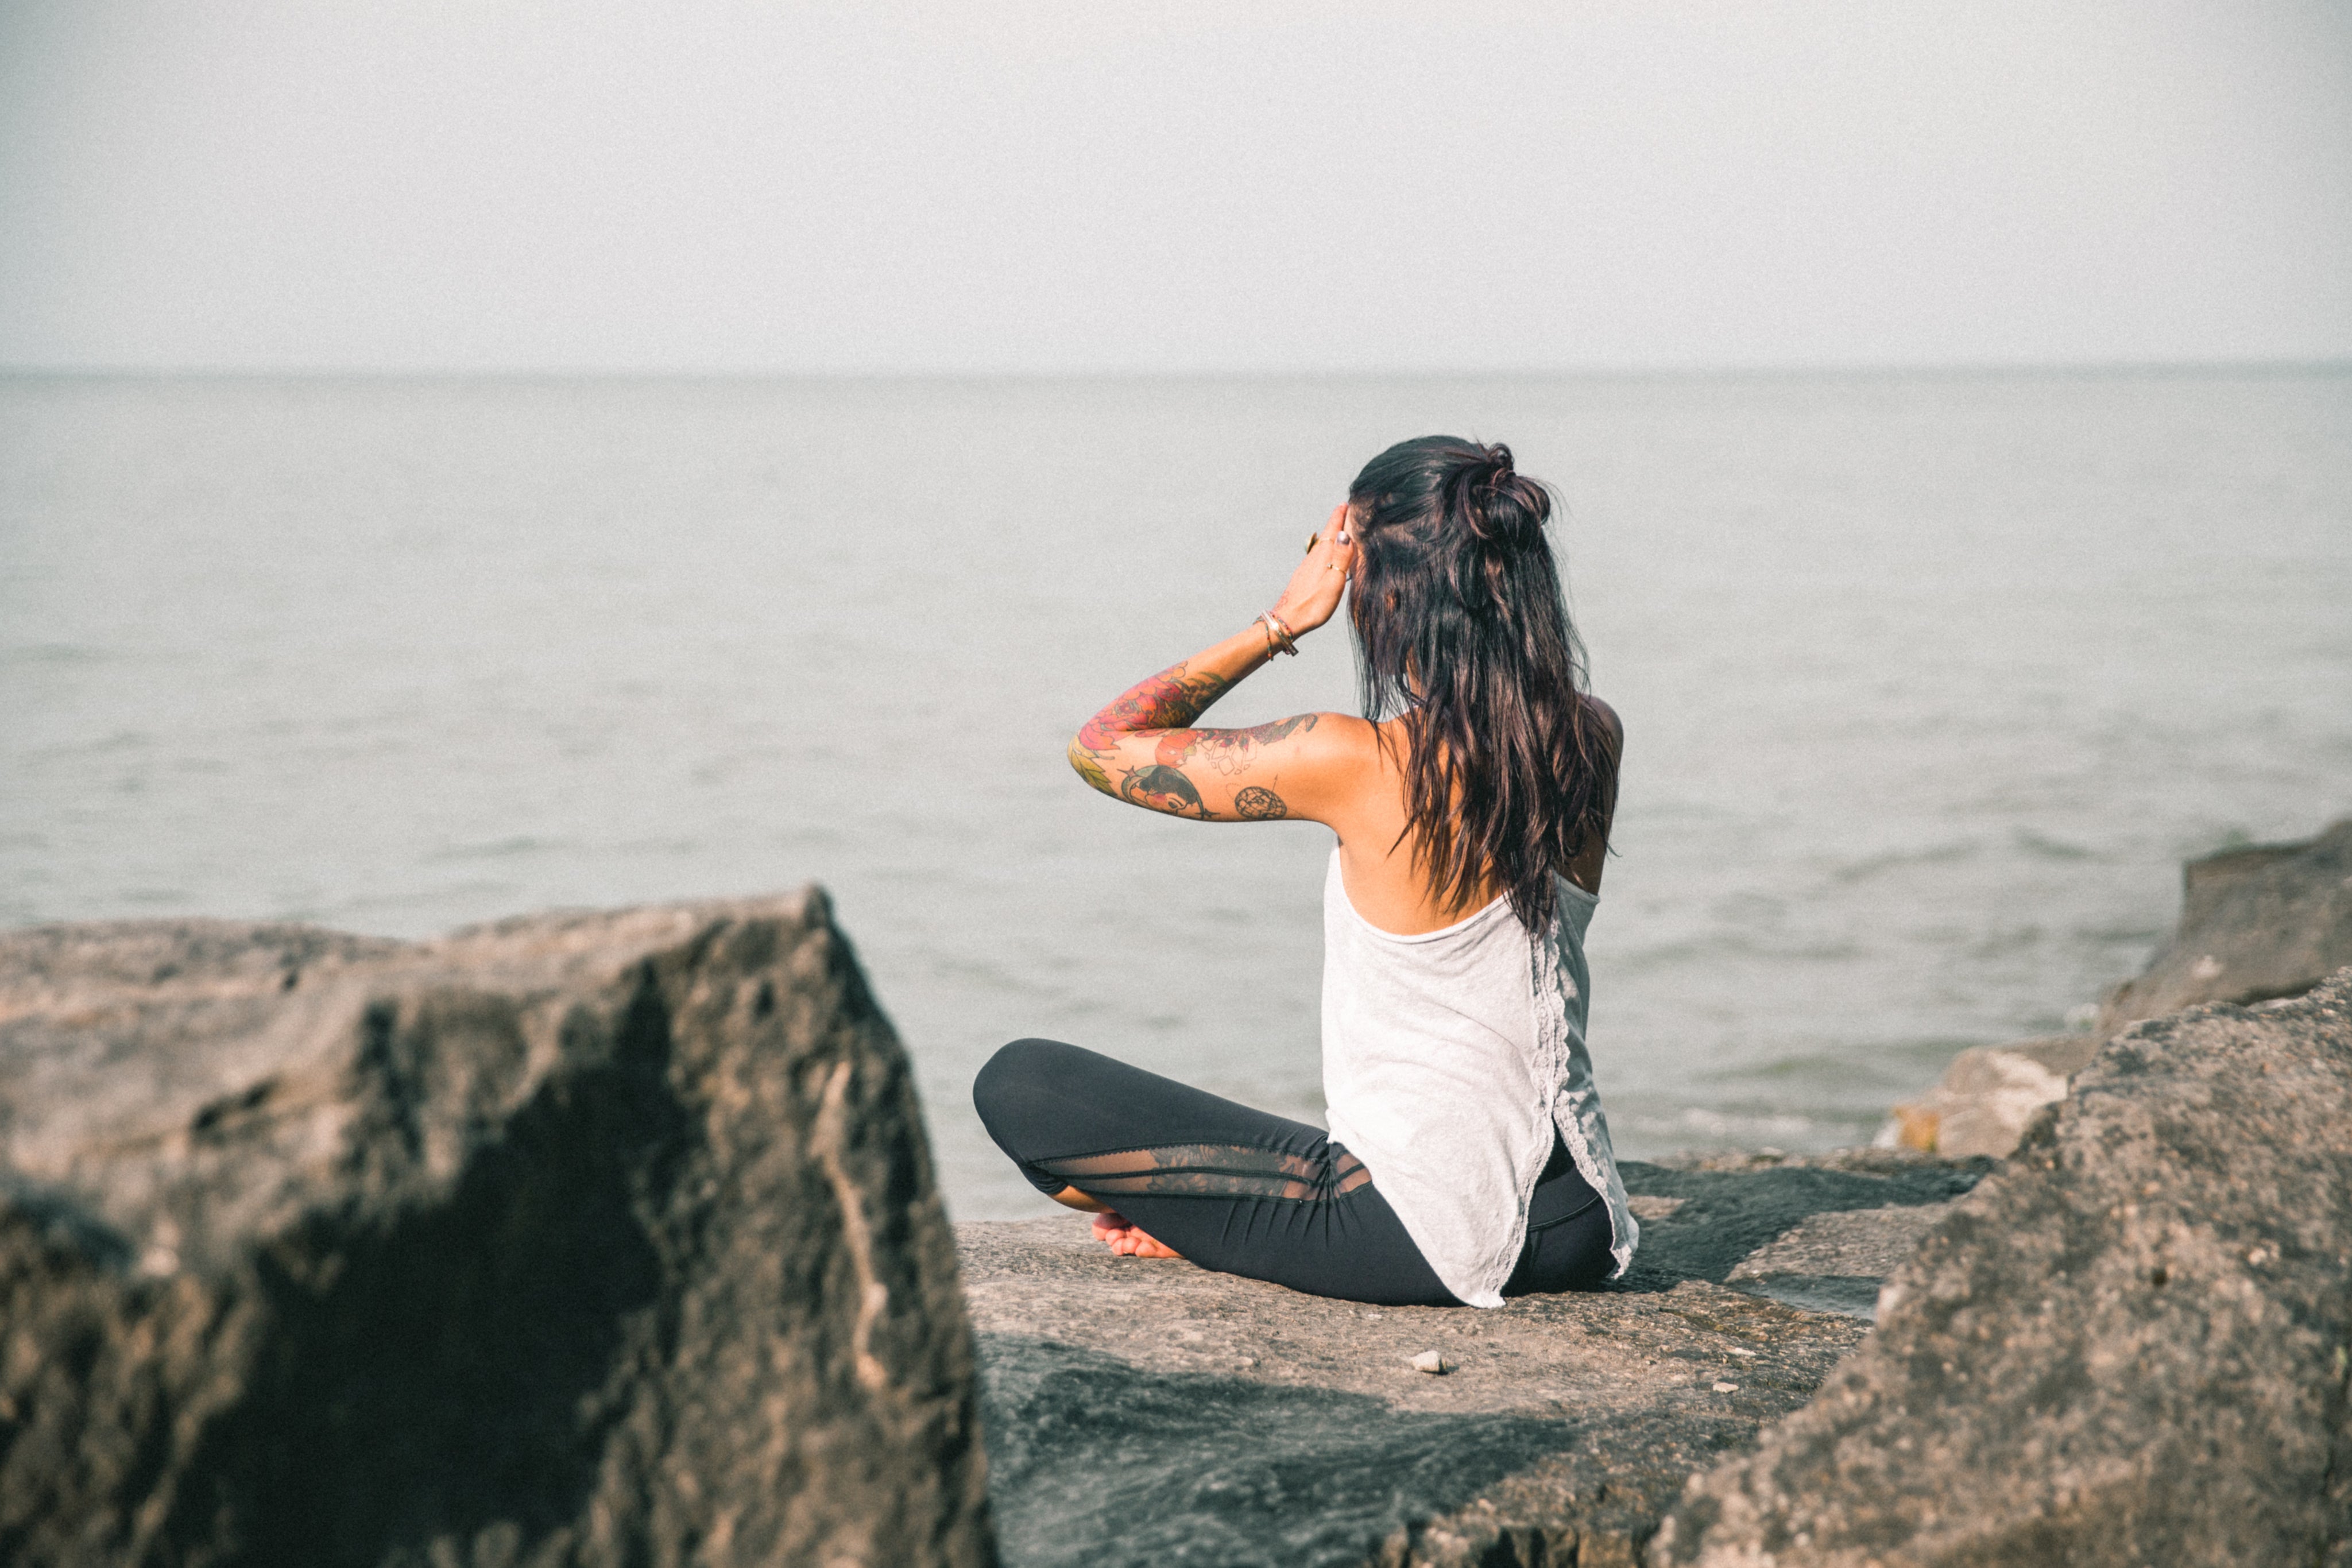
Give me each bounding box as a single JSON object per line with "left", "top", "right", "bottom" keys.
{"left": 1086, "top": 1212, "right": 1181, "bottom": 1261}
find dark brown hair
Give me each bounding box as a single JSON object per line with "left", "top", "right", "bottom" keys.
{"left": 1347, "top": 435, "right": 1614, "bottom": 933}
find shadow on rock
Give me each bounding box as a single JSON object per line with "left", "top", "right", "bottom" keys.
{"left": 165, "top": 973, "right": 685, "bottom": 1563}
{"left": 1615, "top": 1155, "right": 1990, "bottom": 1307}
{"left": 979, "top": 1335, "right": 1599, "bottom": 1568}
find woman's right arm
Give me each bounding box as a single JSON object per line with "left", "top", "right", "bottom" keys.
{"left": 1066, "top": 505, "right": 1368, "bottom": 825}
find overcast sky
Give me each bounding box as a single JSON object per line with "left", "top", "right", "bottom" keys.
{"left": 2, "top": 1, "right": 2348, "bottom": 374}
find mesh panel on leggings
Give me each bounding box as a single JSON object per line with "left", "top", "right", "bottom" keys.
{"left": 1034, "top": 1143, "right": 1372, "bottom": 1201}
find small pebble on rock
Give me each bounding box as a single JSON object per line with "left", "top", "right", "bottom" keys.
{"left": 1410, "top": 1350, "right": 1450, "bottom": 1375}
{"left": 1712, "top": 1381, "right": 1740, "bottom": 1393}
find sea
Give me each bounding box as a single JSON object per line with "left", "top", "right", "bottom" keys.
{"left": 4, "top": 369, "right": 2348, "bottom": 1218}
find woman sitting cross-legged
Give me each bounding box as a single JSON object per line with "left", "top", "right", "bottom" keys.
{"left": 973, "top": 436, "right": 1639, "bottom": 1308}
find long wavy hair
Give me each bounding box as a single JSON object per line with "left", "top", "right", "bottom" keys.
{"left": 1346, "top": 435, "right": 1614, "bottom": 934}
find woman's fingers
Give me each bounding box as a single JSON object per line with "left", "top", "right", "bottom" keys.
{"left": 1266, "top": 500, "right": 1362, "bottom": 640}
{"left": 1271, "top": 506, "right": 1355, "bottom": 633}
{"left": 1310, "top": 501, "right": 1355, "bottom": 574}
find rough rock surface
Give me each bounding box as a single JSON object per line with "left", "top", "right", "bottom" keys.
{"left": 1653, "top": 967, "right": 2352, "bottom": 1567}
{"left": 0, "top": 899, "right": 994, "bottom": 1567}
{"left": 960, "top": 1152, "right": 1983, "bottom": 1568}
{"left": 2098, "top": 815, "right": 2352, "bottom": 1036}
{"left": 1889, "top": 1032, "right": 2099, "bottom": 1159}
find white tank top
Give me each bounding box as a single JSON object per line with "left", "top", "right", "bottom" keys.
{"left": 1320, "top": 847, "right": 1638, "bottom": 1307}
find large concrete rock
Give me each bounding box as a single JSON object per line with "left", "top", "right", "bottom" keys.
{"left": 1652, "top": 967, "right": 2352, "bottom": 1567}
{"left": 0, "top": 897, "right": 995, "bottom": 1567}
{"left": 960, "top": 1151, "right": 1984, "bottom": 1568}
{"left": 2098, "top": 816, "right": 2352, "bottom": 1036}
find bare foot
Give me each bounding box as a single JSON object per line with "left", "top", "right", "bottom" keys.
{"left": 1090, "top": 1209, "right": 1183, "bottom": 1260}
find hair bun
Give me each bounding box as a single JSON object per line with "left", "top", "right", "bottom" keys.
{"left": 1461, "top": 443, "right": 1549, "bottom": 548}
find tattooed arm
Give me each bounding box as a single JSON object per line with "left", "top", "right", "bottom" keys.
{"left": 1067, "top": 505, "right": 1365, "bottom": 824}
{"left": 1068, "top": 656, "right": 1324, "bottom": 822}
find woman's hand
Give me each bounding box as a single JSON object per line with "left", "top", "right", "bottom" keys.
{"left": 1270, "top": 502, "right": 1359, "bottom": 636}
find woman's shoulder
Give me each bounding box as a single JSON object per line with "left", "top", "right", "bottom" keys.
{"left": 1581, "top": 692, "right": 1623, "bottom": 748}
{"left": 1300, "top": 710, "right": 1392, "bottom": 758}
{"left": 1261, "top": 710, "right": 1381, "bottom": 761}
{"left": 1578, "top": 694, "right": 1623, "bottom": 777}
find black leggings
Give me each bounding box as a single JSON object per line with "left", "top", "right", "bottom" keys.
{"left": 973, "top": 1038, "right": 1614, "bottom": 1307}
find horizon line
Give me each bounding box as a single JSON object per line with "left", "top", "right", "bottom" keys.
{"left": 3, "top": 356, "right": 2348, "bottom": 384}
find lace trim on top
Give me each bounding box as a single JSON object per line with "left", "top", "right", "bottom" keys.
{"left": 1533, "top": 926, "right": 1637, "bottom": 1280}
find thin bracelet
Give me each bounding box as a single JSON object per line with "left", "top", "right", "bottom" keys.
{"left": 1260, "top": 610, "right": 1299, "bottom": 656}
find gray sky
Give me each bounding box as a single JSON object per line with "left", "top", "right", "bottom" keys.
{"left": 3, "top": 1, "right": 2348, "bottom": 374}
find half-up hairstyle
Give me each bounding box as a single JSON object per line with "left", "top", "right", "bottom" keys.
{"left": 1346, "top": 435, "right": 1614, "bottom": 934}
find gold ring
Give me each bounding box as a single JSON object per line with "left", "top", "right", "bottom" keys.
{"left": 1305, "top": 534, "right": 1318, "bottom": 554}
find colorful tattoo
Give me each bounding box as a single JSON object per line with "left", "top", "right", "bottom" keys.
{"left": 1067, "top": 744, "right": 1115, "bottom": 796}
{"left": 1119, "top": 764, "right": 1210, "bottom": 819}
{"left": 1076, "top": 659, "right": 1318, "bottom": 822}
{"left": 1233, "top": 785, "right": 1287, "bottom": 819}
{"left": 1076, "top": 662, "right": 1232, "bottom": 753}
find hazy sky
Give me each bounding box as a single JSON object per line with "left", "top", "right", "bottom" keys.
{"left": 3, "top": 1, "right": 2348, "bottom": 374}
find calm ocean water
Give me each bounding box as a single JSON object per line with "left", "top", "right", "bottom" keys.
{"left": 4, "top": 371, "right": 2348, "bottom": 1217}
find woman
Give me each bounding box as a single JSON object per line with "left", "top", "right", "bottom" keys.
{"left": 973, "top": 436, "right": 1637, "bottom": 1308}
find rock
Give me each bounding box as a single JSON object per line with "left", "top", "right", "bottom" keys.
{"left": 1652, "top": 967, "right": 2352, "bottom": 1567}
{"left": 1409, "top": 1350, "right": 1449, "bottom": 1375}
{"left": 1887, "top": 1032, "right": 2100, "bottom": 1158}
{"left": 0, "top": 899, "right": 995, "bottom": 1567}
{"left": 958, "top": 1149, "right": 1984, "bottom": 1567}
{"left": 1614, "top": 1150, "right": 1989, "bottom": 1321}
{"left": 2098, "top": 816, "right": 2352, "bottom": 1036}
{"left": 1723, "top": 1205, "right": 1950, "bottom": 1318}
